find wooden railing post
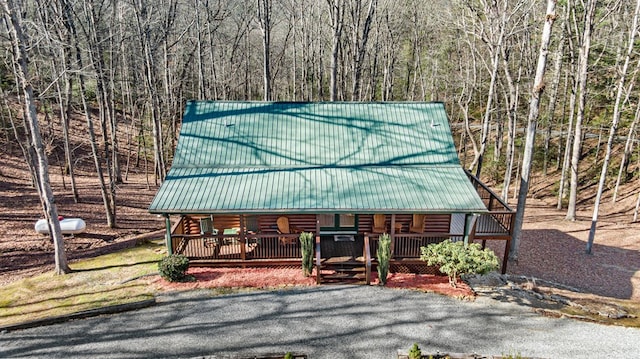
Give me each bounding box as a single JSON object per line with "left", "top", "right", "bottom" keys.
{"left": 240, "top": 216, "right": 246, "bottom": 262}
{"left": 315, "top": 233, "right": 322, "bottom": 284}
{"left": 364, "top": 235, "right": 371, "bottom": 285}
{"left": 164, "top": 214, "right": 173, "bottom": 255}
{"left": 390, "top": 214, "right": 396, "bottom": 258}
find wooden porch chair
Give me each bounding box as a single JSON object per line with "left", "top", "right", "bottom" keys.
{"left": 409, "top": 214, "right": 426, "bottom": 233}
{"left": 277, "top": 216, "right": 300, "bottom": 245}
{"left": 372, "top": 214, "right": 386, "bottom": 233}
{"left": 200, "top": 216, "right": 216, "bottom": 235}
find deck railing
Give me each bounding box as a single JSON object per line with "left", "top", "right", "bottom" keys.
{"left": 466, "top": 171, "right": 515, "bottom": 238}
{"left": 172, "top": 233, "right": 301, "bottom": 261}
{"left": 367, "top": 233, "right": 450, "bottom": 259}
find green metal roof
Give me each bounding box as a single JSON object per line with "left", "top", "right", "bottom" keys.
{"left": 149, "top": 101, "right": 488, "bottom": 214}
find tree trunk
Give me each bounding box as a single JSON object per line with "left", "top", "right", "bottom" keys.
{"left": 327, "top": 0, "right": 344, "bottom": 101}
{"left": 62, "top": 0, "right": 115, "bottom": 227}
{"left": 586, "top": 0, "right": 640, "bottom": 254}
{"left": 510, "top": 0, "right": 557, "bottom": 262}
{"left": 470, "top": 12, "right": 506, "bottom": 176}
{"left": 612, "top": 104, "right": 640, "bottom": 202}
{"left": 544, "top": 4, "right": 567, "bottom": 178}
{"left": 3, "top": 0, "right": 70, "bottom": 274}
{"left": 257, "top": 0, "right": 272, "bottom": 101}
{"left": 349, "top": 0, "right": 377, "bottom": 101}
{"left": 557, "top": 6, "right": 577, "bottom": 210}
{"left": 634, "top": 191, "right": 640, "bottom": 222}
{"left": 500, "top": 41, "right": 521, "bottom": 201}
{"left": 566, "top": 0, "right": 597, "bottom": 221}
{"left": 133, "top": 0, "right": 167, "bottom": 182}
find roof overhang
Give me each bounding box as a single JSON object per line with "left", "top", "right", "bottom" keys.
{"left": 149, "top": 165, "right": 488, "bottom": 215}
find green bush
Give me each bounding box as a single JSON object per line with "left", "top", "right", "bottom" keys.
{"left": 420, "top": 239, "right": 499, "bottom": 287}
{"left": 158, "top": 254, "right": 190, "bottom": 282}
{"left": 299, "top": 232, "right": 314, "bottom": 277}
{"left": 408, "top": 343, "right": 422, "bottom": 359}
{"left": 376, "top": 233, "right": 391, "bottom": 285}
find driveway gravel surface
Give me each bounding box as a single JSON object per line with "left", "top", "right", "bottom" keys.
{"left": 1, "top": 286, "right": 639, "bottom": 359}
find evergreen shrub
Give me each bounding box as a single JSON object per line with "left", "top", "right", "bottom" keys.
{"left": 376, "top": 233, "right": 391, "bottom": 285}
{"left": 299, "top": 232, "right": 314, "bottom": 277}
{"left": 158, "top": 254, "right": 190, "bottom": 282}
{"left": 420, "top": 239, "right": 498, "bottom": 287}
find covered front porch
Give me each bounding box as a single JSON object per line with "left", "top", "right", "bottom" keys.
{"left": 162, "top": 174, "right": 514, "bottom": 284}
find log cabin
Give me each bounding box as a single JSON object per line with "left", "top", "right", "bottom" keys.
{"left": 148, "top": 101, "right": 514, "bottom": 284}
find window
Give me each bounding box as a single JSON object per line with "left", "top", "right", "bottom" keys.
{"left": 339, "top": 214, "right": 355, "bottom": 227}
{"left": 318, "top": 214, "right": 335, "bottom": 227}
{"left": 319, "top": 214, "right": 358, "bottom": 232}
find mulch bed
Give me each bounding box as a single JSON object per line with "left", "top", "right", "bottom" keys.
{"left": 153, "top": 267, "right": 475, "bottom": 298}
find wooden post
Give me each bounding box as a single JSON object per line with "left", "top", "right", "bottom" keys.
{"left": 390, "top": 214, "right": 396, "bottom": 258}
{"left": 364, "top": 234, "right": 371, "bottom": 285}
{"left": 463, "top": 214, "right": 478, "bottom": 246}
{"left": 315, "top": 215, "right": 322, "bottom": 284}
{"left": 240, "top": 215, "right": 246, "bottom": 263}
{"left": 164, "top": 214, "right": 173, "bottom": 255}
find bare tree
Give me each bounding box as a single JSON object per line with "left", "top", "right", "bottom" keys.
{"left": 566, "top": 0, "right": 598, "bottom": 221}
{"left": 60, "top": 0, "right": 116, "bottom": 227}
{"left": 500, "top": 38, "right": 524, "bottom": 201}
{"left": 510, "top": 0, "right": 557, "bottom": 262}
{"left": 2, "top": 0, "right": 70, "bottom": 274}
{"left": 586, "top": 0, "right": 640, "bottom": 254}
{"left": 348, "top": 0, "right": 377, "bottom": 101}
{"left": 541, "top": 1, "right": 568, "bottom": 176}
{"left": 557, "top": 3, "right": 578, "bottom": 210}
{"left": 613, "top": 102, "right": 639, "bottom": 202}
{"left": 257, "top": 0, "right": 272, "bottom": 101}
{"left": 327, "top": 0, "right": 345, "bottom": 101}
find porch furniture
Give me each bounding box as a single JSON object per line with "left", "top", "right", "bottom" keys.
{"left": 372, "top": 214, "right": 386, "bottom": 233}
{"left": 277, "top": 217, "right": 300, "bottom": 245}
{"left": 409, "top": 214, "right": 426, "bottom": 233}
{"left": 223, "top": 227, "right": 240, "bottom": 244}
{"left": 199, "top": 217, "right": 217, "bottom": 235}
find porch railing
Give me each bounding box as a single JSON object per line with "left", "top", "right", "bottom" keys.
{"left": 367, "top": 233, "right": 450, "bottom": 259}
{"left": 467, "top": 171, "right": 515, "bottom": 239}
{"left": 172, "top": 233, "right": 301, "bottom": 261}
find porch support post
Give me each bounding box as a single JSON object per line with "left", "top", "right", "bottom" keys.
{"left": 164, "top": 214, "right": 173, "bottom": 255}
{"left": 364, "top": 234, "right": 371, "bottom": 285}
{"left": 390, "top": 214, "right": 396, "bottom": 258}
{"left": 462, "top": 213, "right": 478, "bottom": 246}
{"left": 315, "top": 215, "right": 321, "bottom": 284}
{"left": 240, "top": 215, "right": 246, "bottom": 262}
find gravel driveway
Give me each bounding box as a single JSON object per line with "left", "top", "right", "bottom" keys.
{"left": 1, "top": 286, "right": 639, "bottom": 359}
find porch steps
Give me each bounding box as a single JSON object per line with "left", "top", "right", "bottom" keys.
{"left": 320, "top": 257, "right": 368, "bottom": 284}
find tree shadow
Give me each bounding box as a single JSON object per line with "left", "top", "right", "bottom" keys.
{"left": 486, "top": 229, "right": 640, "bottom": 300}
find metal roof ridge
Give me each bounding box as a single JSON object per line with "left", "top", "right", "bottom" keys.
{"left": 168, "top": 163, "right": 465, "bottom": 170}
{"left": 186, "top": 100, "right": 446, "bottom": 105}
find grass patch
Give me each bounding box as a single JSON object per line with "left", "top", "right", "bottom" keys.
{"left": 0, "top": 240, "right": 166, "bottom": 327}
{"left": 558, "top": 298, "right": 640, "bottom": 328}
